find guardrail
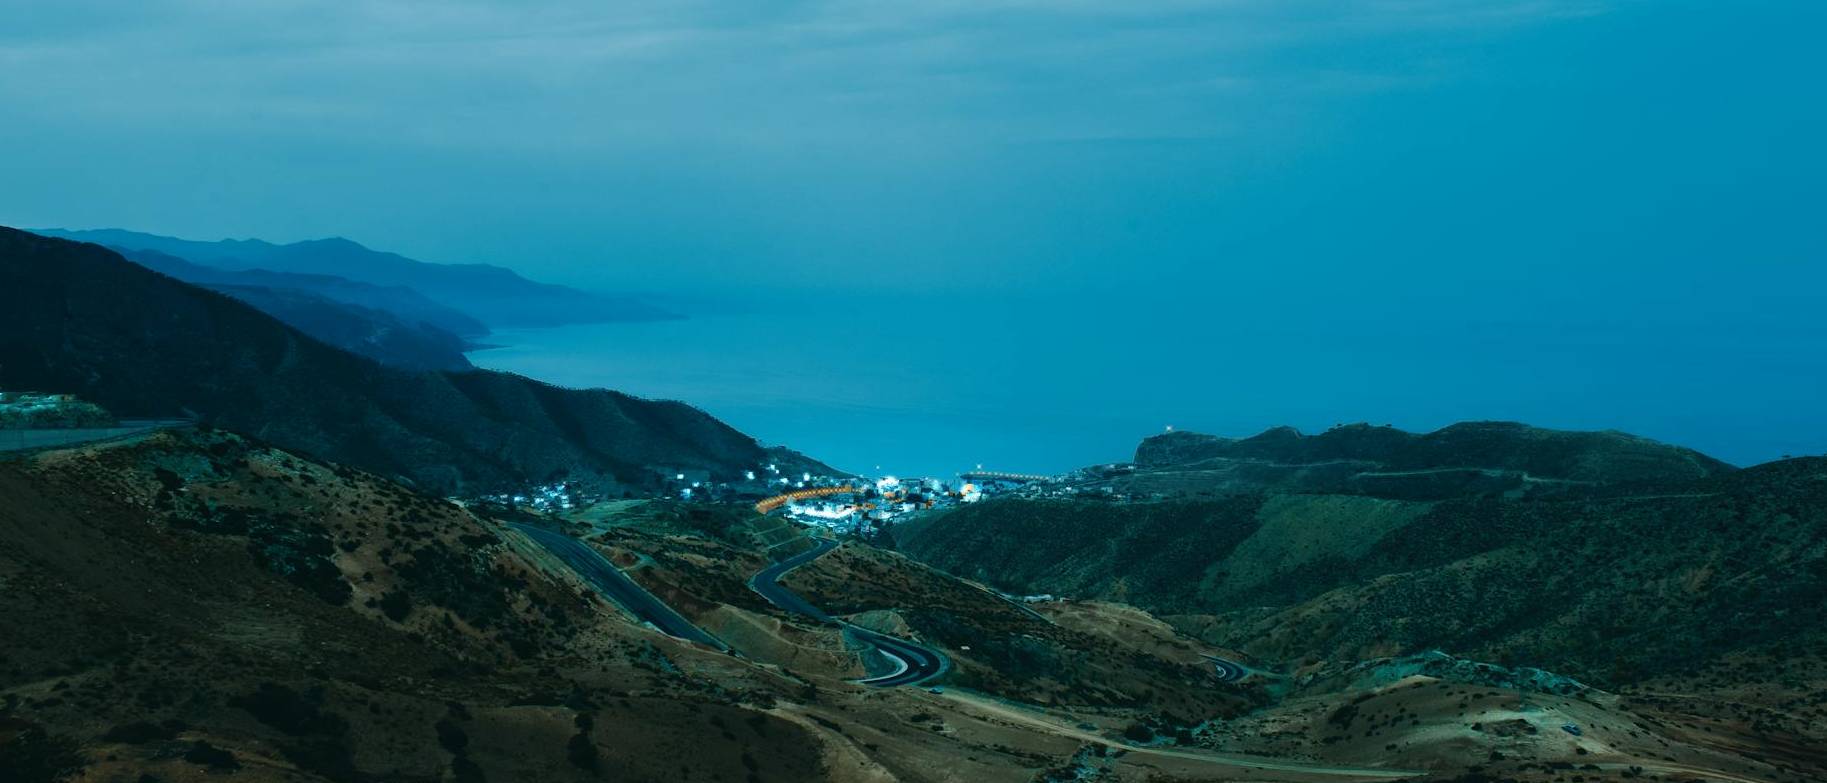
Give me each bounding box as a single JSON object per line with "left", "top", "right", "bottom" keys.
{"left": 958, "top": 471, "right": 1055, "bottom": 484}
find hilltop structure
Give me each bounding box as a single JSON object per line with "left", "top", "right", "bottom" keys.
{"left": 0, "top": 390, "right": 115, "bottom": 429}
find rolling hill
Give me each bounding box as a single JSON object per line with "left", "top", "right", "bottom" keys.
{"left": 5, "top": 426, "right": 1815, "bottom": 782}
{"left": 894, "top": 427, "right": 1821, "bottom": 690}
{"left": 1136, "top": 422, "right": 1733, "bottom": 485}
{"left": 1094, "top": 422, "right": 1736, "bottom": 501}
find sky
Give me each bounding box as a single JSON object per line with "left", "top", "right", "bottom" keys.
{"left": 2, "top": 0, "right": 1824, "bottom": 470}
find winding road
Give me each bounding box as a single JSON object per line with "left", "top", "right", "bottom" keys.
{"left": 1209, "top": 655, "right": 1250, "bottom": 683}
{"left": 940, "top": 691, "right": 1423, "bottom": 780}
{"left": 510, "top": 522, "right": 727, "bottom": 650}
{"left": 1205, "top": 653, "right": 1291, "bottom": 684}
{"left": 749, "top": 538, "right": 842, "bottom": 623}
{"left": 748, "top": 538, "right": 950, "bottom": 687}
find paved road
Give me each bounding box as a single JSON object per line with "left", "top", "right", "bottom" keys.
{"left": 748, "top": 538, "right": 949, "bottom": 687}
{"left": 1205, "top": 654, "right": 1288, "bottom": 684}
{"left": 1209, "top": 656, "right": 1250, "bottom": 683}
{"left": 0, "top": 419, "right": 193, "bottom": 453}
{"left": 942, "top": 690, "right": 1423, "bottom": 780}
{"left": 510, "top": 523, "right": 727, "bottom": 650}
{"left": 848, "top": 627, "right": 951, "bottom": 687}
{"left": 749, "top": 538, "right": 841, "bottom": 623}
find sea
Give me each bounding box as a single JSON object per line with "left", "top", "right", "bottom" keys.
{"left": 468, "top": 295, "right": 1821, "bottom": 479}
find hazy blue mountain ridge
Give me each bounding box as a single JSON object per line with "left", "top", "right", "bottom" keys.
{"left": 111, "top": 246, "right": 489, "bottom": 338}
{"left": 36, "top": 227, "right": 677, "bottom": 328}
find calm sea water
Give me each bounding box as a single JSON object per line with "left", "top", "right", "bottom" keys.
{"left": 468, "top": 296, "right": 1823, "bottom": 478}
{"left": 468, "top": 299, "right": 1185, "bottom": 477}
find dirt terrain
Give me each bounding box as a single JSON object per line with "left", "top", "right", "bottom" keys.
{"left": 5, "top": 429, "right": 1821, "bottom": 782}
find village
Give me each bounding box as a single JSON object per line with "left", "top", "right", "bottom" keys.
{"left": 470, "top": 457, "right": 1151, "bottom": 538}
{"left": 4, "top": 387, "right": 1140, "bottom": 533}
{"left": 0, "top": 390, "right": 116, "bottom": 429}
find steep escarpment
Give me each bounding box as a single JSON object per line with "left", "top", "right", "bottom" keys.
{"left": 0, "top": 227, "right": 829, "bottom": 494}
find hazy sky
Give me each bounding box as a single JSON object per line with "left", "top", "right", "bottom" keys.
{"left": 3, "top": 1, "right": 1823, "bottom": 466}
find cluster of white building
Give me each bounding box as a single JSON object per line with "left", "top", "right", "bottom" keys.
{"left": 477, "top": 481, "right": 594, "bottom": 512}
{"left": 777, "top": 475, "right": 977, "bottom": 533}
{"left": 470, "top": 457, "right": 1103, "bottom": 532}
{"left": 0, "top": 391, "right": 114, "bottom": 429}
{"left": 671, "top": 460, "right": 849, "bottom": 502}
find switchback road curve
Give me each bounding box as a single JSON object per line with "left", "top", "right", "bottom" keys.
{"left": 748, "top": 538, "right": 950, "bottom": 687}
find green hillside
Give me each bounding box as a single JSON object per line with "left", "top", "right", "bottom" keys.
{"left": 897, "top": 439, "right": 1824, "bottom": 688}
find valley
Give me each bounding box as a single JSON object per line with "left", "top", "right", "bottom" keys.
{"left": 2, "top": 230, "right": 1822, "bottom": 783}
{"left": 5, "top": 1, "right": 1821, "bottom": 778}
{"left": 0, "top": 428, "right": 1434, "bottom": 782}
{"left": 9, "top": 419, "right": 1816, "bottom": 781}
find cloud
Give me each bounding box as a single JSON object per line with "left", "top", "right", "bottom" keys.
{"left": 0, "top": 0, "right": 1611, "bottom": 153}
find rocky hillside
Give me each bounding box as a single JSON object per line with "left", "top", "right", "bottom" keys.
{"left": 896, "top": 436, "right": 1823, "bottom": 690}
{"left": 0, "top": 428, "right": 839, "bottom": 783}
{"left": 0, "top": 227, "right": 828, "bottom": 495}
{"left": 0, "top": 429, "right": 1304, "bottom": 783}
{"left": 4, "top": 427, "right": 1816, "bottom": 781}
{"left": 1188, "top": 457, "right": 1827, "bottom": 682}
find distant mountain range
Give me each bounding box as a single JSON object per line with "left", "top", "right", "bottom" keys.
{"left": 204, "top": 283, "right": 477, "bottom": 372}
{"left": 33, "top": 227, "right": 677, "bottom": 329}
{"left": 5, "top": 226, "right": 1822, "bottom": 781}
{"left": 112, "top": 246, "right": 489, "bottom": 338}
{"left": 0, "top": 227, "right": 826, "bottom": 494}
{"left": 104, "top": 246, "right": 486, "bottom": 370}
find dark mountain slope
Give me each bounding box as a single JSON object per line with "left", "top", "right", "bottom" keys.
{"left": 206, "top": 283, "right": 475, "bottom": 371}
{"left": 896, "top": 498, "right": 1266, "bottom": 610}
{"left": 1188, "top": 456, "right": 1827, "bottom": 685}
{"left": 38, "top": 227, "right": 675, "bottom": 328}
{"left": 901, "top": 424, "right": 1743, "bottom": 622}
{"left": 112, "top": 246, "right": 489, "bottom": 338}
{"left": 897, "top": 450, "right": 1827, "bottom": 688}
{"left": 0, "top": 227, "right": 827, "bottom": 494}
